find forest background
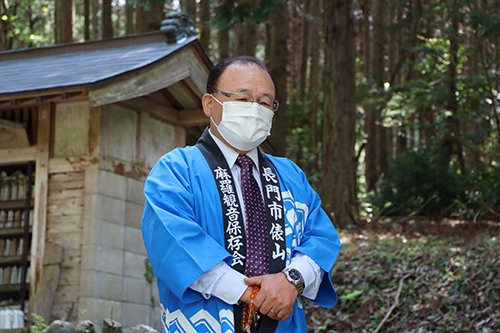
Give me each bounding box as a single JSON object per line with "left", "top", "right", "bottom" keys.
{"left": 1, "top": 0, "right": 500, "bottom": 226}
{"left": 1, "top": 0, "right": 500, "bottom": 331}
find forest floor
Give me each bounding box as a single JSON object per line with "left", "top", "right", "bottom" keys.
{"left": 305, "top": 217, "right": 500, "bottom": 333}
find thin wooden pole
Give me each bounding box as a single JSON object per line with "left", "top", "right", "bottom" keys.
{"left": 19, "top": 161, "right": 34, "bottom": 313}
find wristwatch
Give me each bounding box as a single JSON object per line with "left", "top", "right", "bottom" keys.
{"left": 282, "top": 268, "right": 304, "bottom": 296}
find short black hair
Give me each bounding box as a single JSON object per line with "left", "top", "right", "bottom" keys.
{"left": 206, "top": 56, "right": 276, "bottom": 94}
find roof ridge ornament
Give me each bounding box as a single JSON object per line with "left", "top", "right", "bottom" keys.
{"left": 160, "top": 12, "right": 196, "bottom": 45}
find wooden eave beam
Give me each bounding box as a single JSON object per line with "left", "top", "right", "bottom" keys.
{"left": 15, "top": 92, "right": 86, "bottom": 107}
{"left": 117, "top": 98, "right": 208, "bottom": 126}
{"left": 183, "top": 76, "right": 205, "bottom": 99}
{"left": 160, "top": 87, "right": 184, "bottom": 109}
{"left": 89, "top": 46, "right": 209, "bottom": 107}
{"left": 190, "top": 39, "right": 214, "bottom": 72}
{"left": 178, "top": 80, "right": 203, "bottom": 107}
{"left": 43, "top": 92, "right": 86, "bottom": 103}
{"left": 182, "top": 45, "right": 210, "bottom": 95}
{"left": 0, "top": 100, "right": 11, "bottom": 108}
{"left": 178, "top": 108, "right": 209, "bottom": 126}
{"left": 0, "top": 87, "right": 90, "bottom": 106}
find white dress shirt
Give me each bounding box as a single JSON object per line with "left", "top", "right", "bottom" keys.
{"left": 188, "top": 131, "right": 324, "bottom": 304}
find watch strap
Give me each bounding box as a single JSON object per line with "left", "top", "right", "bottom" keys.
{"left": 283, "top": 268, "right": 304, "bottom": 296}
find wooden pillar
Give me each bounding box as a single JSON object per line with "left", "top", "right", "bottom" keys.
{"left": 88, "top": 106, "right": 100, "bottom": 159}
{"left": 30, "top": 102, "right": 51, "bottom": 315}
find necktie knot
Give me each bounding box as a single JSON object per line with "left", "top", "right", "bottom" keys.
{"left": 236, "top": 154, "right": 253, "bottom": 169}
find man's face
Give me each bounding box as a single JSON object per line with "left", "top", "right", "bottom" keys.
{"left": 202, "top": 64, "right": 276, "bottom": 152}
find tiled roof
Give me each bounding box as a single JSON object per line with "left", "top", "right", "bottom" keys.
{"left": 0, "top": 36, "right": 197, "bottom": 96}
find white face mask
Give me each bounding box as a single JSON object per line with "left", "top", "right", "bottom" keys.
{"left": 211, "top": 96, "right": 275, "bottom": 151}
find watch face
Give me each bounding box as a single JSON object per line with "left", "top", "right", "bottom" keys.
{"left": 289, "top": 269, "right": 301, "bottom": 281}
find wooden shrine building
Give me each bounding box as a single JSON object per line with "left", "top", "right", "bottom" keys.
{"left": 0, "top": 13, "right": 211, "bottom": 329}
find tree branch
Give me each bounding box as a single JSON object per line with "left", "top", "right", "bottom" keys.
{"left": 478, "top": 42, "right": 500, "bottom": 147}
{"left": 487, "top": 206, "right": 500, "bottom": 218}
{"left": 373, "top": 274, "right": 411, "bottom": 333}
{"left": 1, "top": 0, "right": 26, "bottom": 49}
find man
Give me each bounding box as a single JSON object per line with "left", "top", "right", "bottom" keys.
{"left": 141, "top": 56, "right": 341, "bottom": 333}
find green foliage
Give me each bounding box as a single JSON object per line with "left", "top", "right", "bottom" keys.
{"left": 285, "top": 90, "right": 323, "bottom": 187}
{"left": 371, "top": 146, "right": 500, "bottom": 219}
{"left": 129, "top": 0, "right": 175, "bottom": 11}
{"left": 208, "top": 0, "right": 285, "bottom": 30}
{"left": 358, "top": 13, "right": 500, "bottom": 222}
{"left": 339, "top": 289, "right": 363, "bottom": 307}
{"left": 30, "top": 313, "right": 48, "bottom": 333}
{"left": 144, "top": 258, "right": 154, "bottom": 284}
{"left": 2, "top": 0, "right": 54, "bottom": 49}
{"left": 307, "top": 227, "right": 500, "bottom": 332}
{"left": 468, "top": 6, "right": 500, "bottom": 40}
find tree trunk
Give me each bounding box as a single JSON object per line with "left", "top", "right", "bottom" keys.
{"left": 446, "top": 0, "right": 465, "bottom": 169}
{"left": 310, "top": 0, "right": 323, "bottom": 153}
{"left": 289, "top": 0, "right": 301, "bottom": 95}
{"left": 256, "top": 22, "right": 267, "bottom": 58}
{"left": 0, "top": 0, "right": 8, "bottom": 50}
{"left": 265, "top": 21, "right": 272, "bottom": 65}
{"left": 136, "top": 1, "right": 164, "bottom": 33}
{"left": 102, "top": 0, "right": 113, "bottom": 38}
{"left": 1, "top": 0, "right": 24, "bottom": 49}
{"left": 364, "top": 106, "right": 378, "bottom": 193}
{"left": 218, "top": 29, "right": 230, "bottom": 61}
{"left": 199, "top": 0, "right": 210, "bottom": 51}
{"left": 55, "top": 0, "right": 75, "bottom": 43}
{"left": 396, "top": 0, "right": 404, "bottom": 84}
{"left": 0, "top": 13, "right": 6, "bottom": 50}
{"left": 388, "top": 0, "right": 396, "bottom": 77}
{"left": 114, "top": 1, "right": 121, "bottom": 36}
{"left": 84, "top": 0, "right": 90, "bottom": 40}
{"left": 150, "top": 1, "right": 165, "bottom": 32}
{"left": 374, "top": 0, "right": 388, "bottom": 176}
{"left": 405, "top": 0, "right": 422, "bottom": 82}
{"left": 363, "top": 0, "right": 377, "bottom": 192}
{"left": 372, "top": 0, "right": 384, "bottom": 85}
{"left": 396, "top": 126, "right": 407, "bottom": 157}
{"left": 268, "top": 1, "right": 289, "bottom": 156}
{"left": 395, "top": 0, "right": 406, "bottom": 156}
{"left": 27, "top": 4, "right": 34, "bottom": 47}
{"left": 300, "top": 0, "right": 311, "bottom": 95}
{"left": 136, "top": 4, "right": 146, "bottom": 33}
{"left": 385, "top": 0, "right": 398, "bottom": 162}
{"left": 234, "top": 18, "right": 256, "bottom": 58}
{"left": 365, "top": 0, "right": 387, "bottom": 191}
{"left": 394, "top": 0, "right": 405, "bottom": 155}
{"left": 182, "top": 0, "right": 196, "bottom": 22}
{"left": 320, "top": 0, "right": 358, "bottom": 227}
{"left": 464, "top": 1, "right": 486, "bottom": 164}
{"left": 54, "top": 0, "right": 60, "bottom": 43}
{"left": 361, "top": 0, "right": 371, "bottom": 76}
{"left": 235, "top": 22, "right": 244, "bottom": 56}
{"left": 125, "top": 0, "right": 135, "bottom": 35}
{"left": 379, "top": 126, "right": 389, "bottom": 176}
{"left": 62, "top": 0, "right": 75, "bottom": 43}
{"left": 91, "top": 0, "right": 99, "bottom": 40}
{"left": 244, "top": 23, "right": 257, "bottom": 57}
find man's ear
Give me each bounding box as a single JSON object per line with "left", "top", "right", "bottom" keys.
{"left": 202, "top": 94, "right": 213, "bottom": 118}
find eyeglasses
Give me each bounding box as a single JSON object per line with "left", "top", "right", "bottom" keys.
{"left": 213, "top": 90, "right": 279, "bottom": 112}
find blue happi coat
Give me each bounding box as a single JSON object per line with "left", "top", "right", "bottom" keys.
{"left": 141, "top": 140, "right": 341, "bottom": 333}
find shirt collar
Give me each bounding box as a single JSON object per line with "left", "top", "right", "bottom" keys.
{"left": 208, "top": 130, "right": 260, "bottom": 170}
